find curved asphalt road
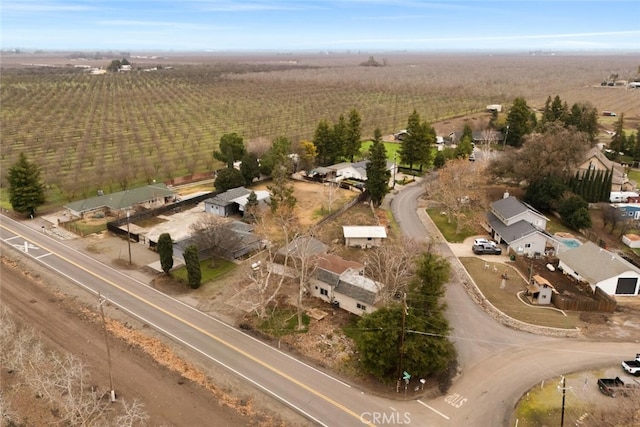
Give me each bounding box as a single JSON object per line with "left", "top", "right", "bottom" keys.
{"left": 389, "top": 178, "right": 639, "bottom": 425}
{"left": 3, "top": 190, "right": 639, "bottom": 426}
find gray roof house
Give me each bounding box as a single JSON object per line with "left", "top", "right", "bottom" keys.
{"left": 203, "top": 187, "right": 251, "bottom": 217}
{"left": 64, "top": 184, "right": 176, "bottom": 218}
{"left": 310, "top": 253, "right": 382, "bottom": 316}
{"left": 557, "top": 241, "right": 640, "bottom": 296}
{"left": 486, "top": 193, "right": 557, "bottom": 256}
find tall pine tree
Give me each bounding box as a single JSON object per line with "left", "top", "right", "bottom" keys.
{"left": 8, "top": 153, "right": 46, "bottom": 217}
{"left": 365, "top": 128, "right": 391, "bottom": 207}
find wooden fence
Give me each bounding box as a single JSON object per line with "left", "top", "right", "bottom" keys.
{"left": 552, "top": 287, "right": 617, "bottom": 313}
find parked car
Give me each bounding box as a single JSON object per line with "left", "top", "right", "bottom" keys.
{"left": 473, "top": 238, "right": 496, "bottom": 247}
{"left": 597, "top": 376, "right": 639, "bottom": 397}
{"left": 622, "top": 353, "right": 640, "bottom": 376}
{"left": 472, "top": 243, "right": 502, "bottom": 255}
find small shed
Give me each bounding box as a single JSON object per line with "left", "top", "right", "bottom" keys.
{"left": 527, "top": 275, "right": 554, "bottom": 305}
{"left": 623, "top": 233, "right": 640, "bottom": 249}
{"left": 342, "top": 226, "right": 387, "bottom": 248}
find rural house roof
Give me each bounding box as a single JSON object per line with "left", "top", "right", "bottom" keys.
{"left": 65, "top": 184, "right": 175, "bottom": 214}
{"left": 342, "top": 226, "right": 388, "bottom": 239}
{"left": 315, "top": 253, "right": 364, "bottom": 274}
{"left": 277, "top": 236, "right": 329, "bottom": 259}
{"left": 204, "top": 187, "right": 251, "bottom": 207}
{"left": 556, "top": 241, "right": 640, "bottom": 284}
{"left": 335, "top": 269, "right": 380, "bottom": 305}
{"left": 486, "top": 213, "right": 539, "bottom": 243}
{"left": 231, "top": 190, "right": 270, "bottom": 208}
{"left": 581, "top": 147, "right": 626, "bottom": 186}
{"left": 490, "top": 196, "right": 548, "bottom": 223}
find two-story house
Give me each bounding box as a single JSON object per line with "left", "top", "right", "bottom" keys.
{"left": 310, "top": 254, "right": 383, "bottom": 316}
{"left": 486, "top": 193, "right": 552, "bottom": 256}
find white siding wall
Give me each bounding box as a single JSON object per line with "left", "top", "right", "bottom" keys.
{"left": 346, "top": 237, "right": 382, "bottom": 248}
{"left": 510, "top": 234, "right": 547, "bottom": 256}
{"left": 596, "top": 273, "right": 640, "bottom": 296}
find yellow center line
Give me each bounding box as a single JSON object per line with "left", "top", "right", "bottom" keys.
{"left": 1, "top": 224, "right": 374, "bottom": 426}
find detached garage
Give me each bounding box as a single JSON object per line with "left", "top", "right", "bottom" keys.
{"left": 557, "top": 241, "right": 640, "bottom": 296}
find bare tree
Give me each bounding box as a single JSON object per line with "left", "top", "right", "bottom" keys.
{"left": 116, "top": 399, "right": 150, "bottom": 426}
{"left": 287, "top": 231, "right": 321, "bottom": 330}
{"left": 424, "top": 158, "right": 488, "bottom": 234}
{"left": 0, "top": 306, "right": 149, "bottom": 426}
{"left": 364, "top": 237, "right": 424, "bottom": 302}
{"left": 239, "top": 212, "right": 299, "bottom": 320}
{"left": 189, "top": 215, "right": 244, "bottom": 263}
{"left": 489, "top": 122, "right": 590, "bottom": 185}
{"left": 245, "top": 136, "right": 272, "bottom": 159}
{"left": 323, "top": 181, "right": 339, "bottom": 214}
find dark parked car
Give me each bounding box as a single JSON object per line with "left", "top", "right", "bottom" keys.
{"left": 472, "top": 243, "right": 502, "bottom": 255}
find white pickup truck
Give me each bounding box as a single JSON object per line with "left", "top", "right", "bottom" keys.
{"left": 622, "top": 353, "right": 640, "bottom": 376}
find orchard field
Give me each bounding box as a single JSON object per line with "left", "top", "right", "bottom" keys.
{"left": 1, "top": 51, "right": 639, "bottom": 205}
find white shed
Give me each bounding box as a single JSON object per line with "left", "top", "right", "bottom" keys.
{"left": 342, "top": 226, "right": 387, "bottom": 248}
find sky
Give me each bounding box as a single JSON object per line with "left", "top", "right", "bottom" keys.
{"left": 1, "top": 0, "right": 639, "bottom": 52}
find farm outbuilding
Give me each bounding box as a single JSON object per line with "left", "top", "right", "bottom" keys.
{"left": 557, "top": 241, "right": 640, "bottom": 296}
{"left": 342, "top": 226, "right": 387, "bottom": 248}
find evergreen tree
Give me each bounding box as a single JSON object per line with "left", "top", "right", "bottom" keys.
{"left": 365, "top": 128, "right": 391, "bottom": 207}
{"left": 345, "top": 108, "right": 362, "bottom": 162}
{"left": 214, "top": 167, "right": 245, "bottom": 192}
{"left": 525, "top": 176, "right": 567, "bottom": 211}
{"left": 8, "top": 153, "right": 46, "bottom": 217}
{"left": 558, "top": 195, "right": 591, "bottom": 231}
{"left": 353, "top": 250, "right": 456, "bottom": 382}
{"left": 333, "top": 114, "right": 348, "bottom": 161}
{"left": 609, "top": 114, "right": 626, "bottom": 154}
{"left": 157, "top": 233, "right": 174, "bottom": 275}
{"left": 398, "top": 110, "right": 434, "bottom": 171}
{"left": 313, "top": 120, "right": 334, "bottom": 166}
{"left": 267, "top": 137, "right": 296, "bottom": 214}
{"left": 184, "top": 244, "right": 201, "bottom": 289}
{"left": 461, "top": 124, "right": 473, "bottom": 143}
{"left": 433, "top": 151, "right": 447, "bottom": 169}
{"left": 244, "top": 190, "right": 259, "bottom": 223}
{"left": 239, "top": 152, "right": 261, "bottom": 185}
{"left": 568, "top": 102, "right": 599, "bottom": 142}
{"left": 455, "top": 135, "right": 474, "bottom": 159}
{"left": 505, "top": 97, "right": 535, "bottom": 147}
{"left": 213, "top": 133, "right": 246, "bottom": 168}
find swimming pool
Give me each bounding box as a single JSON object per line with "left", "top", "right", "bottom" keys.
{"left": 561, "top": 238, "right": 581, "bottom": 249}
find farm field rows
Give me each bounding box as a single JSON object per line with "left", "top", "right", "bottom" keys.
{"left": 1, "top": 52, "right": 639, "bottom": 205}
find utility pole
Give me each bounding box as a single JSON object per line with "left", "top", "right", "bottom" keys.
{"left": 502, "top": 125, "right": 510, "bottom": 149}
{"left": 393, "top": 152, "right": 397, "bottom": 188}
{"left": 398, "top": 292, "right": 407, "bottom": 387}
{"left": 98, "top": 293, "right": 116, "bottom": 402}
{"left": 558, "top": 375, "right": 571, "bottom": 427}
{"left": 126, "top": 211, "right": 132, "bottom": 265}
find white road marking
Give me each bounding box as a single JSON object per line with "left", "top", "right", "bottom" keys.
{"left": 417, "top": 400, "right": 450, "bottom": 420}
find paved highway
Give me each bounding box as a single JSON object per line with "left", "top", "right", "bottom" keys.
{"left": 3, "top": 188, "right": 639, "bottom": 426}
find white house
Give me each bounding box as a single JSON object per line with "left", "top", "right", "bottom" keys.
{"left": 310, "top": 254, "right": 382, "bottom": 316}
{"left": 343, "top": 226, "right": 387, "bottom": 248}
{"left": 485, "top": 193, "right": 552, "bottom": 256}
{"left": 327, "top": 162, "right": 366, "bottom": 182}
{"left": 557, "top": 241, "right": 640, "bottom": 296}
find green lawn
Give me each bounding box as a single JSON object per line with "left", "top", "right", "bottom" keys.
{"left": 459, "top": 257, "right": 579, "bottom": 329}
{"left": 627, "top": 168, "right": 640, "bottom": 185}
{"left": 426, "top": 208, "right": 479, "bottom": 243}
{"left": 172, "top": 257, "right": 237, "bottom": 285}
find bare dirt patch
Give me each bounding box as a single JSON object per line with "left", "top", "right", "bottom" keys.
{"left": 0, "top": 252, "right": 307, "bottom": 427}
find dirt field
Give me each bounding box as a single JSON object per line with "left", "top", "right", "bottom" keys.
{"left": 0, "top": 251, "right": 308, "bottom": 427}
